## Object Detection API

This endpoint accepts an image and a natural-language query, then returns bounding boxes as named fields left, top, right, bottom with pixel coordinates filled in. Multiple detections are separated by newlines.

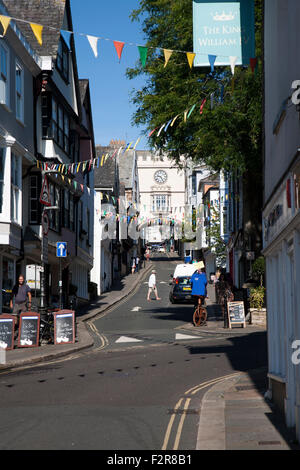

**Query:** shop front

left=263, top=159, right=300, bottom=439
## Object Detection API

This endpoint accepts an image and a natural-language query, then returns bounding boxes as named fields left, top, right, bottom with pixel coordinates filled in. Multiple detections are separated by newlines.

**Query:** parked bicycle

left=39, top=307, right=59, bottom=344
left=192, top=295, right=207, bottom=327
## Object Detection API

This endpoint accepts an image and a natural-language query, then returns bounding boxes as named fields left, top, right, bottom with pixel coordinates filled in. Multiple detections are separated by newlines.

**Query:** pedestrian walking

left=147, top=270, right=161, bottom=301
left=135, top=256, right=140, bottom=272
left=146, top=248, right=150, bottom=262
left=216, top=273, right=234, bottom=318
left=131, top=257, right=136, bottom=275
left=10, top=274, right=32, bottom=328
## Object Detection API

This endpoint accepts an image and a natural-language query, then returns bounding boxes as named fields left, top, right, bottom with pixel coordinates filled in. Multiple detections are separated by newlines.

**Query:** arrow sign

left=56, top=242, right=67, bottom=258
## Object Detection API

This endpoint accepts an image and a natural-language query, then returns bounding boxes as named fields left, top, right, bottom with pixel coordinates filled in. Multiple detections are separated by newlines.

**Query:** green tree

left=127, top=0, right=263, bottom=175
left=205, top=206, right=227, bottom=267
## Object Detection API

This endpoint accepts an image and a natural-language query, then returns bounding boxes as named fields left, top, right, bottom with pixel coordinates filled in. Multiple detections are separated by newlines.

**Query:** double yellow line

left=162, top=372, right=240, bottom=450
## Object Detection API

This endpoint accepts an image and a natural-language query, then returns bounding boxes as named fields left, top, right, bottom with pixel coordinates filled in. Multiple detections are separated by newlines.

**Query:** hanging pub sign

left=0, top=315, right=15, bottom=350
left=193, top=0, right=255, bottom=67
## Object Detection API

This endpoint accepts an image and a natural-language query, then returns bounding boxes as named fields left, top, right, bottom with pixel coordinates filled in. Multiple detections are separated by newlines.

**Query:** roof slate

left=118, top=150, right=135, bottom=189
left=94, top=146, right=117, bottom=189
left=2, top=0, right=66, bottom=57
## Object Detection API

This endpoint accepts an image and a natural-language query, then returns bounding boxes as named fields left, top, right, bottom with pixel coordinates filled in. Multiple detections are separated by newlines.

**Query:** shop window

left=2, top=257, right=14, bottom=312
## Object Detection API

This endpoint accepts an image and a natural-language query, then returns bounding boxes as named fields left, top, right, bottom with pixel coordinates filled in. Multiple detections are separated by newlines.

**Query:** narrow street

left=0, top=255, right=267, bottom=450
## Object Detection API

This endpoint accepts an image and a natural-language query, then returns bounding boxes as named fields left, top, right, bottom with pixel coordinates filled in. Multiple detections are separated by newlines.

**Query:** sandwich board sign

left=227, top=301, right=246, bottom=328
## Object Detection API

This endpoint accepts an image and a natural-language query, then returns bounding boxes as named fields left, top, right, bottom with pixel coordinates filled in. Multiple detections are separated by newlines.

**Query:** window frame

left=15, top=60, right=24, bottom=123
left=29, top=173, right=42, bottom=225
left=56, top=37, right=69, bottom=83
left=42, top=94, right=71, bottom=156
left=0, top=42, right=9, bottom=108
left=10, top=153, right=22, bottom=224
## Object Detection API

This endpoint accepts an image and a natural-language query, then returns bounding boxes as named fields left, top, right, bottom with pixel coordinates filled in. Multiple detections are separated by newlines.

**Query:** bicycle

left=39, top=308, right=59, bottom=344
left=193, top=296, right=207, bottom=327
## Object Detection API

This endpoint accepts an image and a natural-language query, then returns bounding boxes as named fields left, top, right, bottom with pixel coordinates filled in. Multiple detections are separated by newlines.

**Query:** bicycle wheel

left=193, top=306, right=207, bottom=327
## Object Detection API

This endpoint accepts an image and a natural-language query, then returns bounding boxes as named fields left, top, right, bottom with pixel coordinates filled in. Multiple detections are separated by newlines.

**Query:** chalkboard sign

left=54, top=310, right=75, bottom=345
left=227, top=302, right=246, bottom=329
left=0, top=315, right=15, bottom=350
left=18, top=313, right=40, bottom=348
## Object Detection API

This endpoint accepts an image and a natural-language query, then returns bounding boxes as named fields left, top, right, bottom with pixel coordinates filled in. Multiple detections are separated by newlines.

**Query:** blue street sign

left=56, top=242, right=67, bottom=258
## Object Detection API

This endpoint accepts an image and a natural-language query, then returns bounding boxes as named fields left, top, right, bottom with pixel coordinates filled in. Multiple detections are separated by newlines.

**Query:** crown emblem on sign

left=212, top=11, right=236, bottom=21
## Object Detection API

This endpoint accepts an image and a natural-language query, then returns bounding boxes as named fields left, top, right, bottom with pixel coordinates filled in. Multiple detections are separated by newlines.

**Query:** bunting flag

left=208, top=55, right=217, bottom=72
left=157, top=123, right=166, bottom=136
left=187, top=104, right=196, bottom=119
left=164, top=49, right=173, bottom=68
left=30, top=23, right=43, bottom=46
left=250, top=58, right=258, bottom=73
left=184, top=110, right=188, bottom=123
left=138, top=46, right=148, bottom=68
left=87, top=35, right=99, bottom=58
left=61, top=30, right=72, bottom=49
left=186, top=52, right=196, bottom=69
left=133, top=137, right=141, bottom=149
left=113, top=41, right=125, bottom=62
left=229, top=56, right=238, bottom=76
left=170, top=114, right=180, bottom=127
left=149, top=128, right=158, bottom=137
left=200, top=98, right=207, bottom=115
left=0, top=15, right=10, bottom=36
left=164, top=119, right=172, bottom=132
left=0, top=14, right=249, bottom=74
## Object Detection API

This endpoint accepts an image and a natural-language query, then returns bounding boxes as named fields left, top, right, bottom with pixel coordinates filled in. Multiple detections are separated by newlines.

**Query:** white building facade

left=137, top=151, right=186, bottom=245
left=263, top=0, right=300, bottom=441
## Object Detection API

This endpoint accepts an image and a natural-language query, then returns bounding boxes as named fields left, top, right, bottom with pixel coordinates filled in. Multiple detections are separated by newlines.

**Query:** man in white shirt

left=147, top=270, right=161, bottom=301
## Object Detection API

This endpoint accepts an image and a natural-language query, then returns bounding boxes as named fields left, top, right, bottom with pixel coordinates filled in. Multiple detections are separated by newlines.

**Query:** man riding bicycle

left=190, top=267, right=208, bottom=325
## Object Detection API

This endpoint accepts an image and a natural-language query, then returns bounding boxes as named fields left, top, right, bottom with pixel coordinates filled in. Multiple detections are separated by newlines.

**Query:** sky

left=70, top=0, right=149, bottom=150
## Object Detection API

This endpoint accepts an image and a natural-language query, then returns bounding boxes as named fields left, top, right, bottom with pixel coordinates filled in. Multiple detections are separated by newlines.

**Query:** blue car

left=169, top=276, right=193, bottom=304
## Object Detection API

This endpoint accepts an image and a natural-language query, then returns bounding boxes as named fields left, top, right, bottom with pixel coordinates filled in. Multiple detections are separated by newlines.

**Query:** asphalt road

left=0, top=255, right=268, bottom=451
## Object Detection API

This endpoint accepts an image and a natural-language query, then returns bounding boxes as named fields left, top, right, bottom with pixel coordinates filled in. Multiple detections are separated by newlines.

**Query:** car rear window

left=176, top=277, right=191, bottom=285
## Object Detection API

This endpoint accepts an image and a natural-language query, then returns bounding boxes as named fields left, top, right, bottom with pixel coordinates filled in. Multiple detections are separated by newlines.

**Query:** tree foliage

left=127, top=0, right=263, bottom=175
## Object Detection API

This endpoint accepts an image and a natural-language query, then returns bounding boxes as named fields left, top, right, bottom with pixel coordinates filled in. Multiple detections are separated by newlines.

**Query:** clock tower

left=137, top=151, right=186, bottom=243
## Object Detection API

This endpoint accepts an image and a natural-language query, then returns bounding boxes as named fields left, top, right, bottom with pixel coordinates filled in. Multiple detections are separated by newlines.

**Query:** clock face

left=154, top=170, right=167, bottom=184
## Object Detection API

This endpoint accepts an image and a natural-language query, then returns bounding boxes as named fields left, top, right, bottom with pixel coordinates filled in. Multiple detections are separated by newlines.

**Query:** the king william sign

left=193, top=0, right=255, bottom=67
